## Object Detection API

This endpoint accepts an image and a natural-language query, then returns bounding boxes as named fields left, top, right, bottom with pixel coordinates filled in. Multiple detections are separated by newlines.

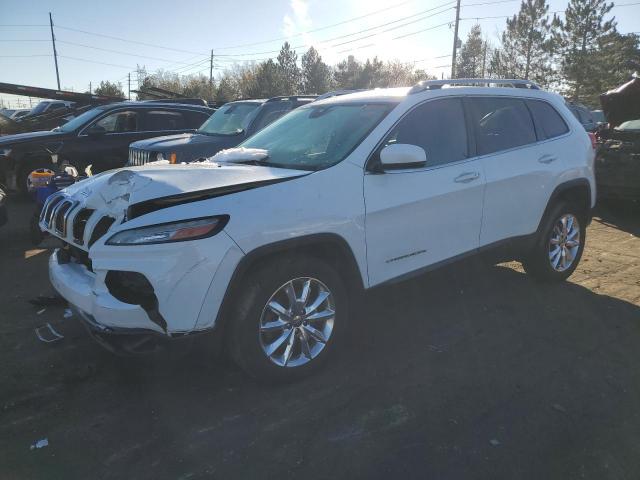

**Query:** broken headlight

left=105, top=216, right=228, bottom=246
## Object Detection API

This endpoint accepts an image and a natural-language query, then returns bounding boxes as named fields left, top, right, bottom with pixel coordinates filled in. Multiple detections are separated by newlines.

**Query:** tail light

left=587, top=132, right=597, bottom=150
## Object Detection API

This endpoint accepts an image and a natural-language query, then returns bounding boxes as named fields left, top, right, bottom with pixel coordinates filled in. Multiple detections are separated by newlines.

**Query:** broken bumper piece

left=49, top=249, right=168, bottom=336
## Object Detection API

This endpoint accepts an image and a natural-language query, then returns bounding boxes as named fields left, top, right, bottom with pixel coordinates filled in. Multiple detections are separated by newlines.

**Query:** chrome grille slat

left=128, top=148, right=150, bottom=166
left=49, top=200, right=67, bottom=230
left=60, top=201, right=79, bottom=238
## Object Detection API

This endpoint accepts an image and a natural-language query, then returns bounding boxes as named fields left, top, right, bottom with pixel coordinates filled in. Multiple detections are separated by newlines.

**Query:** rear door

left=364, top=97, right=485, bottom=286
left=468, top=96, right=568, bottom=246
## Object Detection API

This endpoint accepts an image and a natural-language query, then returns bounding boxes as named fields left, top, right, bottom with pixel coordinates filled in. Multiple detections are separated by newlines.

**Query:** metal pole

left=450, top=0, right=461, bottom=79
left=49, top=12, right=61, bottom=90
left=209, top=49, right=214, bottom=85
left=128, top=73, right=131, bottom=100
left=89, top=81, right=92, bottom=94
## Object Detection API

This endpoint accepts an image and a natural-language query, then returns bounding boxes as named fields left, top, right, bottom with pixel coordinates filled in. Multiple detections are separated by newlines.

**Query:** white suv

left=41, top=79, right=596, bottom=381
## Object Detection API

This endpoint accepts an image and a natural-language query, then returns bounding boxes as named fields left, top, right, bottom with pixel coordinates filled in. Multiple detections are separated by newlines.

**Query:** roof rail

left=409, top=78, right=541, bottom=94
left=266, top=95, right=318, bottom=102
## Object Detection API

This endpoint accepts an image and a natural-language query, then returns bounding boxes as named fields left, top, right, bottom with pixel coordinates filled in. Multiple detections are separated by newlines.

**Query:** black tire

left=522, top=201, right=587, bottom=282
left=228, top=255, right=348, bottom=383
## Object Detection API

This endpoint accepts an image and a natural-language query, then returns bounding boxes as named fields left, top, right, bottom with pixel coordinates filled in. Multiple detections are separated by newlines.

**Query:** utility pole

left=89, top=82, right=92, bottom=95
left=482, top=40, right=488, bottom=77
left=49, top=12, right=61, bottom=90
left=209, top=49, right=214, bottom=86
left=450, top=0, right=461, bottom=79
left=128, top=73, right=131, bottom=100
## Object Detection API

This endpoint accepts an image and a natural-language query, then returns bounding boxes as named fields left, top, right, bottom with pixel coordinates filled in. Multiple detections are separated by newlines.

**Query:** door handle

left=538, top=154, right=557, bottom=164
left=454, top=172, right=480, bottom=183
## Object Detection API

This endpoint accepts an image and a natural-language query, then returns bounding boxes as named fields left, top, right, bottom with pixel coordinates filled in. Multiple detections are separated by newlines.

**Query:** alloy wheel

left=548, top=213, right=581, bottom=272
left=258, top=277, right=335, bottom=368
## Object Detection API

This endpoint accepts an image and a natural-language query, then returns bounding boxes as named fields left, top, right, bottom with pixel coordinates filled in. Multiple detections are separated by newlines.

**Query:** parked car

left=566, top=101, right=598, bottom=131
left=40, top=79, right=595, bottom=381
left=0, top=102, right=214, bottom=192
left=127, top=96, right=316, bottom=166
left=10, top=109, right=31, bottom=120
left=595, top=76, right=640, bottom=201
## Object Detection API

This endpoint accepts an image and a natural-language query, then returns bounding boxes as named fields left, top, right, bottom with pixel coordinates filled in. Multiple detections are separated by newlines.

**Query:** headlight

left=0, top=148, right=12, bottom=157
left=156, top=152, right=177, bottom=164
left=105, top=216, right=228, bottom=246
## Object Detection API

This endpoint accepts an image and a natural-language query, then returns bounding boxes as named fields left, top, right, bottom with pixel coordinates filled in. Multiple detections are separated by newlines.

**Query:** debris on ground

left=63, top=308, right=73, bottom=319
left=29, top=295, right=66, bottom=307
left=552, top=403, right=567, bottom=413
left=35, top=323, right=64, bottom=343
left=36, top=308, right=45, bottom=315
left=489, top=439, right=501, bottom=446
left=30, top=438, right=49, bottom=450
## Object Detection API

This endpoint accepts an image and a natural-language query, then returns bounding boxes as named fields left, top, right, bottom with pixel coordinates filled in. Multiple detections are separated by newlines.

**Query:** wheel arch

left=537, top=178, right=593, bottom=233
left=214, top=233, right=365, bottom=334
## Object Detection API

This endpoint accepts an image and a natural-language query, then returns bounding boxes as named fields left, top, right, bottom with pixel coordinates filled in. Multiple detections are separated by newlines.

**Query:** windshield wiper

left=228, top=158, right=272, bottom=167
left=197, top=128, right=244, bottom=137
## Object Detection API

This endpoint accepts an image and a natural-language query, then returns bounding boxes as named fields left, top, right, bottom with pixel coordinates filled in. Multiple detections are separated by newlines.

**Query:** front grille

left=128, top=148, right=151, bottom=166
left=41, top=194, right=64, bottom=226
left=72, top=208, right=95, bottom=244
left=88, top=216, right=116, bottom=247
left=53, top=200, right=75, bottom=236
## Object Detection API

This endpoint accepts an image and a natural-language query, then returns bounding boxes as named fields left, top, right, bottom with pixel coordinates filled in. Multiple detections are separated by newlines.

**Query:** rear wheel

left=522, top=201, right=586, bottom=282
left=228, top=256, right=347, bottom=382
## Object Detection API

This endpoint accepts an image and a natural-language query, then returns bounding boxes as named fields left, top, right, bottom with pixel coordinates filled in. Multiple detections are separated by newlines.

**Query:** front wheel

left=522, top=201, right=586, bottom=282
left=228, top=256, right=347, bottom=382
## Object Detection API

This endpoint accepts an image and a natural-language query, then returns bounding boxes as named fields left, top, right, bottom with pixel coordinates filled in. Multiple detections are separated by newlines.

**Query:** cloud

left=282, top=0, right=312, bottom=39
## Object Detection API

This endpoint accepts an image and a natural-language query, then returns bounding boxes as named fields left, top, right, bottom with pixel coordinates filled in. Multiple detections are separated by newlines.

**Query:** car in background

left=10, top=109, right=31, bottom=120
left=0, top=102, right=213, bottom=192
left=127, top=96, right=316, bottom=166
left=595, top=76, right=640, bottom=202
left=596, top=119, right=640, bottom=201
left=0, top=183, right=7, bottom=227
left=566, top=102, right=598, bottom=132
left=23, top=100, right=74, bottom=119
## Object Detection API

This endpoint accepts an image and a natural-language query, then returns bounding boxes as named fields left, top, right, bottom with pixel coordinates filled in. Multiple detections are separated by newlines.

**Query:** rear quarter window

left=142, top=110, right=186, bottom=131
left=526, top=100, right=569, bottom=140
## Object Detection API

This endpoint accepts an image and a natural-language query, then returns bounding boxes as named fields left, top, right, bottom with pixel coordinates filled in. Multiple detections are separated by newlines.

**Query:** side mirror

left=379, top=143, right=427, bottom=170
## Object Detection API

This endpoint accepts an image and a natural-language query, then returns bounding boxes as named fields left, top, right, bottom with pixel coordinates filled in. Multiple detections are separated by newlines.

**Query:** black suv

left=0, top=102, right=213, bottom=192
left=127, top=96, right=316, bottom=166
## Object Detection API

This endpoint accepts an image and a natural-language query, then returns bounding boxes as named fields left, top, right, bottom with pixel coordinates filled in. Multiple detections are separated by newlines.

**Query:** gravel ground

left=1, top=197, right=639, bottom=480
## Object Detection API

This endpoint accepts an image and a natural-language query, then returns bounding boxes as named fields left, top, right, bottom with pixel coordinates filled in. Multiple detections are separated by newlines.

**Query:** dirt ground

left=1, top=197, right=639, bottom=480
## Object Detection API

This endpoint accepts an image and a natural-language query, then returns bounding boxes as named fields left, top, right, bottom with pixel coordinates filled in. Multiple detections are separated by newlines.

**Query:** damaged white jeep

left=41, top=80, right=596, bottom=381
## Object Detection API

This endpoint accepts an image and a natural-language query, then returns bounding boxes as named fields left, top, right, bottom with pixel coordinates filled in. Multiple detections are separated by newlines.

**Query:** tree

left=249, top=59, right=286, bottom=98
left=493, top=0, right=555, bottom=86
left=301, top=47, right=331, bottom=94
left=553, top=0, right=616, bottom=103
left=215, top=73, right=239, bottom=103
left=277, top=42, right=300, bottom=94
left=334, top=55, right=363, bottom=89
left=93, top=80, right=125, bottom=98
left=359, top=57, right=385, bottom=88
left=456, top=24, right=486, bottom=78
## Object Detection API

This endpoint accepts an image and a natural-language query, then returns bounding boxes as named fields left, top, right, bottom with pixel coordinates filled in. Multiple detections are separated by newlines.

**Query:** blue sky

left=0, top=0, right=638, bottom=107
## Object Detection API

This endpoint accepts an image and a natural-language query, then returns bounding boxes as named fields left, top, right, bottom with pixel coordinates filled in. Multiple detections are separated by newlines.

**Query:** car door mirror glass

left=379, top=143, right=427, bottom=170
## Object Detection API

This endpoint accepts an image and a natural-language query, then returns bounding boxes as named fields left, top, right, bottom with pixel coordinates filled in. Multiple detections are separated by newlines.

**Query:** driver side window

left=90, top=111, right=138, bottom=134
left=379, top=98, right=468, bottom=167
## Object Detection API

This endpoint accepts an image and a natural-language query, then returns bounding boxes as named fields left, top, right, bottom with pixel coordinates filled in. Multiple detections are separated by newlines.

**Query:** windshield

left=57, top=108, right=105, bottom=132
left=197, top=102, right=262, bottom=135
left=30, top=101, right=52, bottom=116
left=239, top=103, right=394, bottom=171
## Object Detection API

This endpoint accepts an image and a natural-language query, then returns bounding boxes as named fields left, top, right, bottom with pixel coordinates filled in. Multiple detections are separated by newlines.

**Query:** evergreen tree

left=553, top=0, right=616, bottom=102
left=277, top=42, right=300, bottom=94
left=93, top=81, right=125, bottom=98
left=495, top=0, right=555, bottom=86
left=456, top=25, right=486, bottom=78
left=250, top=59, right=286, bottom=98
left=334, top=55, right=363, bottom=89
left=301, top=47, right=331, bottom=94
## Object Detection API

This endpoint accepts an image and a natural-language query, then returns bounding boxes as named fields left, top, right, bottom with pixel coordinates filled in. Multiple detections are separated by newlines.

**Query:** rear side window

left=250, top=101, right=293, bottom=134
left=142, top=110, right=186, bottom=131
left=527, top=100, right=569, bottom=140
left=381, top=98, right=468, bottom=167
left=181, top=110, right=211, bottom=128
left=468, top=97, right=536, bottom=155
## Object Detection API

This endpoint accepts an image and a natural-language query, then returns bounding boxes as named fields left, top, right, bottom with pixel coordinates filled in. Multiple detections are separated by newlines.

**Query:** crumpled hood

left=60, top=162, right=308, bottom=220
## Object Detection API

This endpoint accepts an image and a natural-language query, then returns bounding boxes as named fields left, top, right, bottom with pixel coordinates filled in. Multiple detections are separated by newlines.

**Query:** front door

left=364, top=97, right=485, bottom=286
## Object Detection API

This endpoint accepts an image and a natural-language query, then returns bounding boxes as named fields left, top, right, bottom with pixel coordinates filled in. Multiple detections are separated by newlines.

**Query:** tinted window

left=198, top=102, right=262, bottom=135
left=250, top=101, right=293, bottom=133
left=468, top=97, right=536, bottom=155
left=381, top=98, right=467, bottom=166
left=527, top=100, right=569, bottom=140
left=182, top=110, right=211, bottom=128
left=91, top=111, right=138, bottom=133
left=142, top=110, right=186, bottom=131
